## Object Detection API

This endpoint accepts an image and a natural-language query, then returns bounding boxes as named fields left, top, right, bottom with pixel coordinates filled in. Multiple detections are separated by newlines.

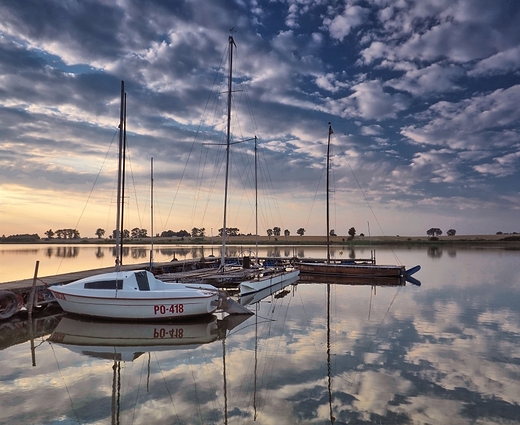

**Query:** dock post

left=27, top=260, right=40, bottom=317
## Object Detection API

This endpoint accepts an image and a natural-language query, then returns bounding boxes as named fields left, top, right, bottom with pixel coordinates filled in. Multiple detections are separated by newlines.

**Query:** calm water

left=1, top=245, right=520, bottom=424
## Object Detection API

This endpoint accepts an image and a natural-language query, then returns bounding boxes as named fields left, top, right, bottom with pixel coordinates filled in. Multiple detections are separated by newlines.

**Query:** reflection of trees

left=45, top=248, right=53, bottom=258
left=284, top=249, right=291, bottom=257
left=427, top=246, right=443, bottom=259
left=447, top=249, right=457, bottom=258
left=297, top=249, right=305, bottom=258
left=55, top=247, right=79, bottom=258
left=130, top=248, right=148, bottom=259
left=349, top=249, right=356, bottom=260
left=267, top=247, right=281, bottom=258
left=95, top=247, right=104, bottom=259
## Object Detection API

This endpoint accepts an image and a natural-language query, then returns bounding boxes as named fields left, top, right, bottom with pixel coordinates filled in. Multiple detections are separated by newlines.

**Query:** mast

left=115, top=81, right=124, bottom=271
left=255, top=135, right=258, bottom=263
left=326, top=123, right=333, bottom=264
left=150, top=157, right=154, bottom=269
left=120, top=92, right=127, bottom=266
left=220, top=35, right=236, bottom=270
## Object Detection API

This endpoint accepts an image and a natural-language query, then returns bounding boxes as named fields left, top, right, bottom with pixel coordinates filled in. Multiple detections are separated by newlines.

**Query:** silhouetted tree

left=427, top=228, right=443, bottom=237
left=329, top=229, right=337, bottom=236
left=297, top=228, right=305, bottom=236
left=447, top=229, right=456, bottom=236
left=348, top=227, right=356, bottom=239
left=95, top=228, right=105, bottom=239
left=45, top=229, right=54, bottom=239
left=273, top=227, right=281, bottom=237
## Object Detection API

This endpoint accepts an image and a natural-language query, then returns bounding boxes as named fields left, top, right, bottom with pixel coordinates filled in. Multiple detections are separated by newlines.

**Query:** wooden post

left=27, top=260, right=40, bottom=316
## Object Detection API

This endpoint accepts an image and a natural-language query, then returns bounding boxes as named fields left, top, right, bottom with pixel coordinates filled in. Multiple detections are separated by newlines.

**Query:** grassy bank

left=3, top=234, right=520, bottom=247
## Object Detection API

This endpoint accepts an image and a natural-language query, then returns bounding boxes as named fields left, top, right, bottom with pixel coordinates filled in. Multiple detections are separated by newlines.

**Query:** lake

left=1, top=244, right=520, bottom=424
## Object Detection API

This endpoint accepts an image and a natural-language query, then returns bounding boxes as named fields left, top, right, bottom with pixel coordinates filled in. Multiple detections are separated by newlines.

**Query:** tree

left=329, top=229, right=337, bottom=236
left=284, top=229, right=290, bottom=237
left=273, top=227, right=281, bottom=237
left=267, top=229, right=273, bottom=240
left=348, top=227, right=356, bottom=239
left=427, top=228, right=443, bottom=237
left=297, top=228, right=305, bottom=236
left=447, top=229, right=456, bottom=236
left=95, top=228, right=105, bottom=239
left=45, top=229, right=54, bottom=239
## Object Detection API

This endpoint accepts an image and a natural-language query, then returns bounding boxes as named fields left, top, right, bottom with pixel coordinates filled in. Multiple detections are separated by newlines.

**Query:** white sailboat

left=215, top=36, right=299, bottom=295
left=49, top=81, right=221, bottom=320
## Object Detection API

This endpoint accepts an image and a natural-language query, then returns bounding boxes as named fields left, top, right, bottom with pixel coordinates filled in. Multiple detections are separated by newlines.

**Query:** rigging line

left=304, top=160, right=326, bottom=234
left=56, top=128, right=118, bottom=274
left=131, top=353, right=148, bottom=425
left=343, top=286, right=404, bottom=393
left=257, top=294, right=294, bottom=413
left=187, top=350, right=204, bottom=424
left=124, top=145, right=144, bottom=230
left=48, top=342, right=82, bottom=424
left=152, top=352, right=181, bottom=423
left=163, top=42, right=228, bottom=231
left=331, top=132, right=403, bottom=265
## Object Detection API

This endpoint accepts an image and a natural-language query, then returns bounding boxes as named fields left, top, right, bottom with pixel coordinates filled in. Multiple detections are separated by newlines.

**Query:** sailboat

left=214, top=36, right=299, bottom=294
left=49, top=82, right=221, bottom=320
left=296, top=124, right=420, bottom=281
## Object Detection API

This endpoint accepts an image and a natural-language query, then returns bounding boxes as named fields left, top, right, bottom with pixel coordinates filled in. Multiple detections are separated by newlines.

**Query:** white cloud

left=348, top=80, right=409, bottom=120
left=324, top=5, right=370, bottom=41
left=469, top=46, right=520, bottom=76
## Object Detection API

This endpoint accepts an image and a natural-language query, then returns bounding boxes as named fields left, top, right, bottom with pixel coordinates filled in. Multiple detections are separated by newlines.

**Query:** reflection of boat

left=299, top=273, right=407, bottom=286
left=240, top=273, right=299, bottom=305
left=48, top=314, right=221, bottom=357
left=297, top=124, right=420, bottom=281
left=239, top=269, right=300, bottom=296
left=49, top=82, right=220, bottom=320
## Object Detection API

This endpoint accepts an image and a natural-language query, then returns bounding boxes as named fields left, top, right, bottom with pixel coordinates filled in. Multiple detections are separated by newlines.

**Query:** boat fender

left=0, top=291, right=21, bottom=320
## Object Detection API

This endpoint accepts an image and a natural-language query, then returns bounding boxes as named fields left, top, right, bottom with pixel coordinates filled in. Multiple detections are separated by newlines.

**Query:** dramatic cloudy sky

left=1, top=0, right=519, bottom=238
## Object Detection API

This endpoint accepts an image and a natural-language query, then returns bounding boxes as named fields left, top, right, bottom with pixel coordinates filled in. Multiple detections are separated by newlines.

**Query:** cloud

left=324, top=4, right=370, bottom=41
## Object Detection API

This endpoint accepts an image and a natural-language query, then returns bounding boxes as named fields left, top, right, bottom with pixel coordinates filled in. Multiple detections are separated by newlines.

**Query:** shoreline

left=2, top=234, right=520, bottom=247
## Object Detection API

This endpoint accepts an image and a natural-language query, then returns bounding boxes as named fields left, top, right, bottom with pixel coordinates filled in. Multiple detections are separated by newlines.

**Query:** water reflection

left=2, top=247, right=520, bottom=423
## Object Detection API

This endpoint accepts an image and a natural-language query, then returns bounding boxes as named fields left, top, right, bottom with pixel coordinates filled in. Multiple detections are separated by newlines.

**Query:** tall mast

left=326, top=123, right=332, bottom=264
left=255, top=135, right=258, bottom=263
left=115, top=81, right=124, bottom=271
left=120, top=92, right=127, bottom=266
left=221, top=35, right=236, bottom=269
left=150, top=157, right=154, bottom=269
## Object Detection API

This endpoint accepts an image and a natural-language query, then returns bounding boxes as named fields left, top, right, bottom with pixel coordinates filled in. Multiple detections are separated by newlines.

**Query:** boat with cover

left=296, top=124, right=420, bottom=280
left=49, top=82, right=220, bottom=320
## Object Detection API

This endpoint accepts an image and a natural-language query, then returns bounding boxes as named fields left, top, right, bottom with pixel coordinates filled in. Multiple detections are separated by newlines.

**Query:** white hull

left=239, top=269, right=300, bottom=295
left=49, top=270, right=219, bottom=321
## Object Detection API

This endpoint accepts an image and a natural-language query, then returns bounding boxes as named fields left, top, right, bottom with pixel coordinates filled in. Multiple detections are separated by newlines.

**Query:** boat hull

left=239, top=269, right=300, bottom=295
left=297, top=262, right=406, bottom=277
left=49, top=288, right=218, bottom=321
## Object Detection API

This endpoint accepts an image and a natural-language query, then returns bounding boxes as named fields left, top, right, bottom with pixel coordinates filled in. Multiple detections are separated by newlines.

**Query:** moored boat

left=49, top=270, right=220, bottom=320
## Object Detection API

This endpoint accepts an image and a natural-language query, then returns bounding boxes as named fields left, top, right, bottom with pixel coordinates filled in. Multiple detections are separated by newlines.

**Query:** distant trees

left=267, top=229, right=273, bottom=239
left=95, top=228, right=105, bottom=239
left=284, top=229, right=290, bottom=238
left=191, top=227, right=205, bottom=237
left=55, top=229, right=80, bottom=239
left=273, top=227, right=281, bottom=237
left=426, top=228, right=443, bottom=237
left=297, top=228, right=305, bottom=236
left=131, top=228, right=148, bottom=238
left=329, top=229, right=337, bottom=236
left=446, top=229, right=456, bottom=236
left=160, top=229, right=190, bottom=238
left=218, top=227, right=240, bottom=236
left=44, top=229, right=54, bottom=239
left=348, top=227, right=356, bottom=239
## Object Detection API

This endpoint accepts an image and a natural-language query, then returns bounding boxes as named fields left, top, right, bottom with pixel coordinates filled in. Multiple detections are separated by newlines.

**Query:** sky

left=1, top=0, right=519, bottom=238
